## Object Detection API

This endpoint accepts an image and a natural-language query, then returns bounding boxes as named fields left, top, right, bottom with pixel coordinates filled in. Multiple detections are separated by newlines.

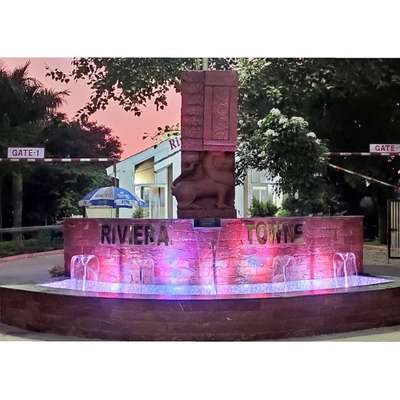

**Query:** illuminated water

left=41, top=275, right=391, bottom=297
left=70, top=255, right=99, bottom=291
left=333, top=252, right=357, bottom=287
left=271, top=255, right=295, bottom=284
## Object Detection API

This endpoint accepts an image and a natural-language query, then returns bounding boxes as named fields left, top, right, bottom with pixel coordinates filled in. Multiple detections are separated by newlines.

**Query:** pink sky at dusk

left=1, top=58, right=181, bottom=157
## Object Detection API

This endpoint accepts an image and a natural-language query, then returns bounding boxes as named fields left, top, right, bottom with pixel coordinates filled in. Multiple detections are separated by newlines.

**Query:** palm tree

left=0, top=61, right=68, bottom=239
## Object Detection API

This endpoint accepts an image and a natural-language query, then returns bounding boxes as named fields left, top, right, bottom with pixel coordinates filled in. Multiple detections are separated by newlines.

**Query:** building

left=105, top=135, right=282, bottom=219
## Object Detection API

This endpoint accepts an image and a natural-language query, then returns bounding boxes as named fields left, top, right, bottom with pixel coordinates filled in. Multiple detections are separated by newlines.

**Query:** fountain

left=44, top=71, right=390, bottom=297
left=70, top=254, right=99, bottom=291
left=271, top=255, right=295, bottom=285
left=333, top=252, right=358, bottom=287
left=0, top=69, right=396, bottom=341
left=55, top=71, right=383, bottom=296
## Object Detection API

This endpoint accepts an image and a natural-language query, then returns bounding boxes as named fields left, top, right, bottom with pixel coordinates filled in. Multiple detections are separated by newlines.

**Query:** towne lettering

left=100, top=223, right=169, bottom=245
left=244, top=220, right=304, bottom=245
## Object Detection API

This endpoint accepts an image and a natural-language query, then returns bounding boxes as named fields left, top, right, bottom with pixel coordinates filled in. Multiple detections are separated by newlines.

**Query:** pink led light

left=64, top=217, right=364, bottom=289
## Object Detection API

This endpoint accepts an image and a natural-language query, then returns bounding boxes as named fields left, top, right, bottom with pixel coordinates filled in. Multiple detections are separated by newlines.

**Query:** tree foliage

left=236, top=108, right=328, bottom=193
left=0, top=61, right=122, bottom=227
left=249, top=197, right=278, bottom=217
left=44, top=114, right=121, bottom=159
left=22, top=115, right=122, bottom=223
left=0, top=61, right=68, bottom=233
left=237, top=58, right=400, bottom=234
left=47, top=58, right=400, bottom=239
left=3, top=116, right=122, bottom=226
left=46, top=58, right=233, bottom=121
left=0, top=61, right=68, bottom=156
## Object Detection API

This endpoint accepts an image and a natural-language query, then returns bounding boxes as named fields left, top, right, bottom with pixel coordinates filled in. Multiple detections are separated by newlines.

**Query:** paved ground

left=364, top=243, right=400, bottom=267
left=0, top=321, right=89, bottom=341
left=294, top=325, right=400, bottom=341
left=0, top=247, right=400, bottom=341
left=0, top=251, right=64, bottom=285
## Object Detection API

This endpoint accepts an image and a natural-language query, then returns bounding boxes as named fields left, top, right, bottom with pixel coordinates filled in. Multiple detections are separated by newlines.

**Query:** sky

left=0, top=58, right=181, bottom=158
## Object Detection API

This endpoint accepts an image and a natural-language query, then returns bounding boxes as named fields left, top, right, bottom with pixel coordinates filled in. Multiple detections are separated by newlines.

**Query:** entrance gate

left=388, top=199, right=400, bottom=259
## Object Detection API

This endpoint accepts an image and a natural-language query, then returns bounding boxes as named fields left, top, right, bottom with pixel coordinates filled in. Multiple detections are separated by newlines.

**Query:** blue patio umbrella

left=79, top=186, right=147, bottom=208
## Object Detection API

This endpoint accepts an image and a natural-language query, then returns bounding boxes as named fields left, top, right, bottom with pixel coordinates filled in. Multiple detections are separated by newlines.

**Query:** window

left=134, top=184, right=167, bottom=219
left=251, top=185, right=269, bottom=203
left=250, top=169, right=268, bottom=184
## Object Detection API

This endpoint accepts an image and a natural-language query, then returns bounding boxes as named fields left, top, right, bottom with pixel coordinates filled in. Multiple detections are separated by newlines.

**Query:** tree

left=237, top=58, right=400, bottom=240
left=47, top=58, right=338, bottom=206
left=23, top=115, right=122, bottom=224
left=236, top=108, right=331, bottom=215
left=44, top=114, right=121, bottom=159
left=46, top=58, right=233, bottom=122
left=0, top=62, right=67, bottom=236
left=48, top=58, right=400, bottom=242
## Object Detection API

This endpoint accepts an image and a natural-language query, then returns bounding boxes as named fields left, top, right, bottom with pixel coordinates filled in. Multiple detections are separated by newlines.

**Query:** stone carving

left=171, top=151, right=234, bottom=211
left=173, top=70, right=238, bottom=219
left=210, top=87, right=229, bottom=140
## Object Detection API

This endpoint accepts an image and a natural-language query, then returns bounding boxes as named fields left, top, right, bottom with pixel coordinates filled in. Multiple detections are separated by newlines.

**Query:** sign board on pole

left=369, top=144, right=400, bottom=153
left=7, top=147, right=45, bottom=159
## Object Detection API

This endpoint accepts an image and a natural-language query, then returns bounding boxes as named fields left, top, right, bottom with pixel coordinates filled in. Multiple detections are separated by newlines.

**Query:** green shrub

left=275, top=208, right=291, bottom=217
left=249, top=198, right=278, bottom=217
left=0, top=237, right=63, bottom=258
left=132, top=207, right=144, bottom=218
left=37, top=230, right=52, bottom=244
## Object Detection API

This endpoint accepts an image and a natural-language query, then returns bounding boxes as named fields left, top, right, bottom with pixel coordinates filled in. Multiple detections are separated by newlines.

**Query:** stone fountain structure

left=171, top=71, right=238, bottom=220
left=3, top=70, right=398, bottom=342
left=63, top=70, right=364, bottom=291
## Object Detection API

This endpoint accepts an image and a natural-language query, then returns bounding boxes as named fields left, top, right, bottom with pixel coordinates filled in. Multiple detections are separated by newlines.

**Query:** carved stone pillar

left=171, top=71, right=238, bottom=219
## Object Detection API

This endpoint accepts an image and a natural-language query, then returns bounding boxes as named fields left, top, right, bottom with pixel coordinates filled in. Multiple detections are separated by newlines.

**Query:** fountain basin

left=0, top=274, right=398, bottom=340
left=42, top=275, right=390, bottom=297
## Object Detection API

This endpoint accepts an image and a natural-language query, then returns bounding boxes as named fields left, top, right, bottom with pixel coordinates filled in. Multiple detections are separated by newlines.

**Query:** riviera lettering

left=244, top=221, right=304, bottom=245
left=100, top=223, right=169, bottom=245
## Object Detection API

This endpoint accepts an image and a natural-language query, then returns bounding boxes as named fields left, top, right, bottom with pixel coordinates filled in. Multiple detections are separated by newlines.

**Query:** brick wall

left=64, top=216, right=363, bottom=285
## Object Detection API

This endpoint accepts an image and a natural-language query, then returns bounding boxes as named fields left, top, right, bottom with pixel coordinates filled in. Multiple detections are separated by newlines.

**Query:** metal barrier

left=0, top=224, right=63, bottom=234
left=388, top=200, right=400, bottom=259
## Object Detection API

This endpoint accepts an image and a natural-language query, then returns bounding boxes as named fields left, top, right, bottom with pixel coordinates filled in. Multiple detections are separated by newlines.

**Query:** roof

left=106, top=134, right=181, bottom=174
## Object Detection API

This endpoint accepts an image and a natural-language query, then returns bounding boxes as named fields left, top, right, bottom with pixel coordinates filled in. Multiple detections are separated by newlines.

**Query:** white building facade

left=105, top=136, right=282, bottom=219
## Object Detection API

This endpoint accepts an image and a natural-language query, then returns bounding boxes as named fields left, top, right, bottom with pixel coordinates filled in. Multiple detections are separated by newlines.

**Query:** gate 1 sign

left=369, top=144, right=400, bottom=153
left=7, top=147, right=45, bottom=159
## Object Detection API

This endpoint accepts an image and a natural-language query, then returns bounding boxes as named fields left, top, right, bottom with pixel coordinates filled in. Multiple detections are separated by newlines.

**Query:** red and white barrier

left=0, top=158, right=116, bottom=162
left=328, top=162, right=398, bottom=189
left=326, top=152, right=400, bottom=157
